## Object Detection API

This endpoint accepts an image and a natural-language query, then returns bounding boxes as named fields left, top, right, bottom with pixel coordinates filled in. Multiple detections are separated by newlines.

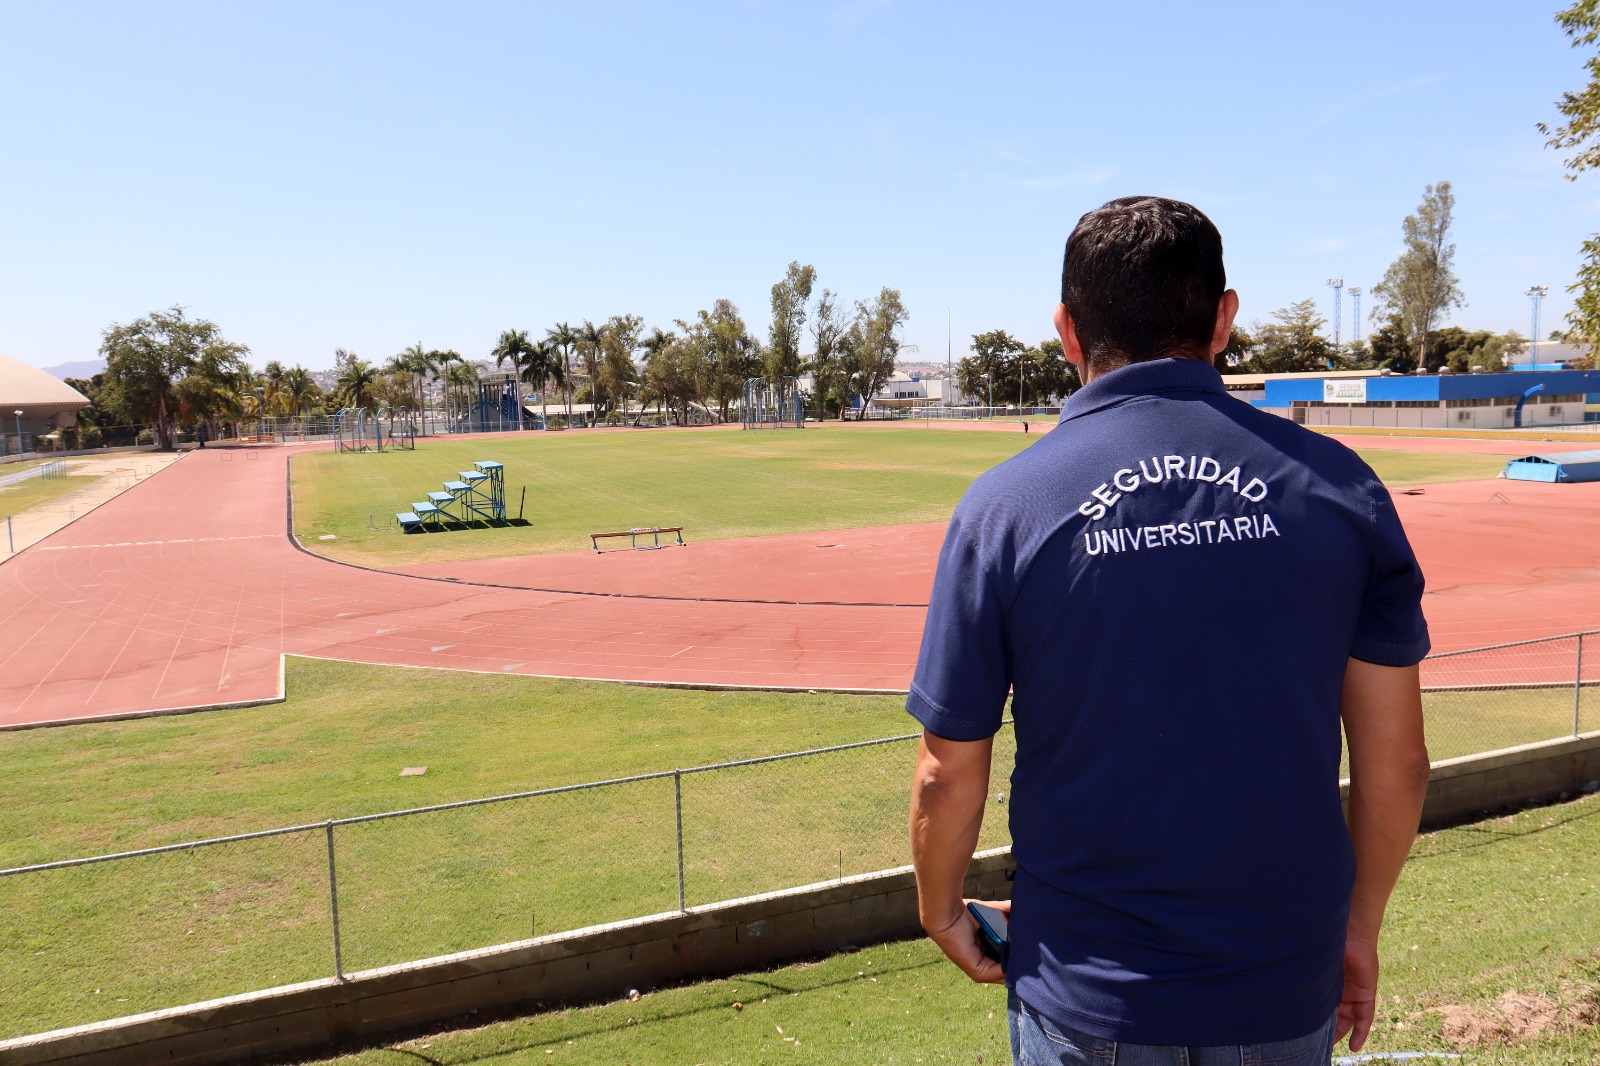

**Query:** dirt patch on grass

left=1432, top=983, right=1600, bottom=1048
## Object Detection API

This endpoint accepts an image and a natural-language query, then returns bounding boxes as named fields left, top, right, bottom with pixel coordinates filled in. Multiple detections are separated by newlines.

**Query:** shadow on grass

left=403, top=519, right=532, bottom=535
left=348, top=949, right=945, bottom=1065
left=1409, top=792, right=1600, bottom=862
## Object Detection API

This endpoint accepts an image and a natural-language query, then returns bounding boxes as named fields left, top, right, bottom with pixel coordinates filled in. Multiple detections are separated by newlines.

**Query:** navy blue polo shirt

left=907, top=357, right=1429, bottom=1046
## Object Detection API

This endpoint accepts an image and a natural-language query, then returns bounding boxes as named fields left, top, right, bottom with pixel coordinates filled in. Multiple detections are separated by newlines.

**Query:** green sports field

left=319, top=792, right=1600, bottom=1066
left=0, top=466, right=101, bottom=519
left=0, top=656, right=1590, bottom=1039
left=290, top=426, right=1510, bottom=567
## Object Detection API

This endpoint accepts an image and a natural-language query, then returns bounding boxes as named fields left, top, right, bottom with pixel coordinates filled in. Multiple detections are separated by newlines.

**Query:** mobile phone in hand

left=966, top=901, right=1009, bottom=969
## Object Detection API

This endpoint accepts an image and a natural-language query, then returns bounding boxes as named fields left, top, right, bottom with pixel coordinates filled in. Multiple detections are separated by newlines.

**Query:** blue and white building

left=1237, top=368, right=1600, bottom=431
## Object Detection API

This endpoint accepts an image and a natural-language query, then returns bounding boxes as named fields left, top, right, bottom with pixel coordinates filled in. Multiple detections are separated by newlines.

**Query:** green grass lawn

left=0, top=468, right=102, bottom=519
left=290, top=426, right=1507, bottom=567
left=315, top=792, right=1600, bottom=1066
left=0, top=657, right=1588, bottom=1040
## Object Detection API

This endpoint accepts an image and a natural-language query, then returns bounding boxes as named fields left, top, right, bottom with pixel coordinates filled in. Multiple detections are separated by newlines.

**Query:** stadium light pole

left=1326, top=279, right=1344, bottom=346
left=1348, top=287, right=1362, bottom=342
left=1525, top=285, right=1548, bottom=370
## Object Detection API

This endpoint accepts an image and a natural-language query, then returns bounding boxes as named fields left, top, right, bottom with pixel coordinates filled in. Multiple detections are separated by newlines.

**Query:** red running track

left=0, top=450, right=927, bottom=727
left=2, top=442, right=1599, bottom=727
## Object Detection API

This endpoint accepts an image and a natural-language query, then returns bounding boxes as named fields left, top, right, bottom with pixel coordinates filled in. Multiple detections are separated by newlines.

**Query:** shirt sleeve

left=1350, top=481, right=1431, bottom=667
left=905, top=507, right=1013, bottom=740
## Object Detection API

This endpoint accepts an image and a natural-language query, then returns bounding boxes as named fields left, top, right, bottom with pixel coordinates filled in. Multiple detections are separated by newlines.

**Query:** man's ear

left=1210, top=289, right=1240, bottom=358
left=1054, top=303, right=1085, bottom=373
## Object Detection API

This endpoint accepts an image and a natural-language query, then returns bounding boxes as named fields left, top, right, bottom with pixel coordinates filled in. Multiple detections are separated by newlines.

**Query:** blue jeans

left=1009, top=991, right=1337, bottom=1065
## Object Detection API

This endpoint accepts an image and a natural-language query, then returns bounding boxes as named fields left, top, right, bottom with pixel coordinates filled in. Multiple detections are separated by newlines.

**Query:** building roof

left=0, top=352, right=91, bottom=410
left=1508, top=450, right=1600, bottom=465
left=1221, top=369, right=1380, bottom=389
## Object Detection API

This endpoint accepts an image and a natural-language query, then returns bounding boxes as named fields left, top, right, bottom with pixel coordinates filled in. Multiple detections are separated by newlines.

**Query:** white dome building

left=0, top=352, right=90, bottom=454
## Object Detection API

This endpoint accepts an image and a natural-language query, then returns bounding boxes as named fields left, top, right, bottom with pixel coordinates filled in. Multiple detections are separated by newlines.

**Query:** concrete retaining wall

left=1415, top=729, right=1600, bottom=829
left=8, top=732, right=1600, bottom=1066
left=1, top=851, right=1014, bottom=1066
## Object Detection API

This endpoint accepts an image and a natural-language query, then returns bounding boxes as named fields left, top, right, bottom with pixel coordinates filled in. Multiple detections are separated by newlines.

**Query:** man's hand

left=1335, top=931, right=1379, bottom=1051
left=909, top=731, right=998, bottom=983
left=924, top=898, right=1010, bottom=984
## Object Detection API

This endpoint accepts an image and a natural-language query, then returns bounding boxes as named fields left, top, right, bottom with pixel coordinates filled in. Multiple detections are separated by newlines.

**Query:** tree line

left=67, top=264, right=911, bottom=447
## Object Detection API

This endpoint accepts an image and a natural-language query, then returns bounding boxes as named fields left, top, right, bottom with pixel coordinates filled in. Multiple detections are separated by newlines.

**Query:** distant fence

left=1, top=632, right=1596, bottom=1039
left=1289, top=403, right=1600, bottom=432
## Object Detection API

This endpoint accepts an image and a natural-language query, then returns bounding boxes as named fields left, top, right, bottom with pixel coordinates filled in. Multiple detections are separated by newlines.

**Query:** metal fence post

left=674, top=770, right=687, bottom=912
left=1575, top=632, right=1585, bottom=738
left=324, top=821, right=345, bottom=980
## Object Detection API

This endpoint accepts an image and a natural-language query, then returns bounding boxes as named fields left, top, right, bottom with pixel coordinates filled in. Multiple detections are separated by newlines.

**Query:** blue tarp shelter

left=1503, top=450, right=1600, bottom=483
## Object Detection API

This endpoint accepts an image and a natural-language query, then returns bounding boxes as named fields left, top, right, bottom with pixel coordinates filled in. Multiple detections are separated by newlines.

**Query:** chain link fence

left=3, top=632, right=1596, bottom=1039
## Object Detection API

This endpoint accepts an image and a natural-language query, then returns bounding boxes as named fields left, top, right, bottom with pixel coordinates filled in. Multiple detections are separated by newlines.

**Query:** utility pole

left=947, top=307, right=952, bottom=408
left=1347, top=287, right=1362, bottom=342
left=1326, top=278, right=1344, bottom=346
left=1525, top=285, right=1549, bottom=370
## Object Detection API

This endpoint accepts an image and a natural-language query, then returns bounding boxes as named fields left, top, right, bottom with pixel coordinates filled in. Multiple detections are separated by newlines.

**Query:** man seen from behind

left=907, top=196, right=1432, bottom=1065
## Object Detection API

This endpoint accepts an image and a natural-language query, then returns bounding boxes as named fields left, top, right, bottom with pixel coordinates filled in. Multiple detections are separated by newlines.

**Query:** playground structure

left=467, top=374, right=531, bottom=432
left=741, top=377, right=804, bottom=429
left=396, top=460, right=508, bottom=533
left=336, top=407, right=417, bottom=453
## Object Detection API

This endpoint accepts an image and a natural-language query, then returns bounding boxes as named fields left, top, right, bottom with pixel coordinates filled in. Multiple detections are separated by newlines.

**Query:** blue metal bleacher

left=396, top=461, right=508, bottom=533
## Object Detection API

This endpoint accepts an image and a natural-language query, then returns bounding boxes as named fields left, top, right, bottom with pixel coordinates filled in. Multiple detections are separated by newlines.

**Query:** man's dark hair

left=1060, top=196, right=1226, bottom=375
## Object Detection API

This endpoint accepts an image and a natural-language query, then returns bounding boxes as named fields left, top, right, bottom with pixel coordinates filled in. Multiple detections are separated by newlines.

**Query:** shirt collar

left=1059, top=357, right=1227, bottom=424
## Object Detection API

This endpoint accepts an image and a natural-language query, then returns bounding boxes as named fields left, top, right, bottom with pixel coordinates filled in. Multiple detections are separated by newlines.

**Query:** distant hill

left=42, top=360, right=104, bottom=381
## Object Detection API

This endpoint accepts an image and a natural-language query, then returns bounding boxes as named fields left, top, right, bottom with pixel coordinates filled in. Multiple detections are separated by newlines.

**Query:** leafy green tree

left=97, top=306, right=250, bottom=449
left=1538, top=2, right=1600, bottom=347
left=1251, top=299, right=1338, bottom=374
left=1025, top=337, right=1079, bottom=402
left=1371, top=182, right=1465, bottom=370
left=678, top=299, right=758, bottom=421
left=1216, top=326, right=1256, bottom=374
left=1427, top=327, right=1527, bottom=373
left=847, top=288, right=909, bottom=419
left=598, top=314, right=644, bottom=422
left=765, top=261, right=816, bottom=382
left=1363, top=314, right=1416, bottom=373
left=808, top=288, right=851, bottom=419
left=957, top=329, right=1025, bottom=407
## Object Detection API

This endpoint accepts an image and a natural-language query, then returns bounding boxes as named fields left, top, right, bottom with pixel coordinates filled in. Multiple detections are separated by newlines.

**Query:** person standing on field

left=907, top=196, right=1431, bottom=1065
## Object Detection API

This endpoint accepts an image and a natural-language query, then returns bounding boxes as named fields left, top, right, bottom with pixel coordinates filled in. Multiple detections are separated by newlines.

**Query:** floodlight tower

left=1326, top=278, right=1344, bottom=346
left=1524, top=285, right=1549, bottom=370
left=1347, top=287, right=1362, bottom=342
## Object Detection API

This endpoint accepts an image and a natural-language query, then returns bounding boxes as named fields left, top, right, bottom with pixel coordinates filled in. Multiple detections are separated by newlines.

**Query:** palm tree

left=444, top=359, right=479, bottom=427
left=546, top=322, right=578, bottom=424
left=281, top=366, right=321, bottom=417
left=490, top=329, right=539, bottom=429
left=387, top=344, right=432, bottom=427
left=520, top=340, right=565, bottom=429
left=578, top=320, right=605, bottom=423
left=261, top=360, right=286, bottom=415
left=335, top=356, right=381, bottom=412
left=426, top=348, right=465, bottom=431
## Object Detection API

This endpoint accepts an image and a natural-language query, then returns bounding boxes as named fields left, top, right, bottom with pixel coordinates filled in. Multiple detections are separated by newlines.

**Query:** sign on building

left=1323, top=379, right=1368, bottom=404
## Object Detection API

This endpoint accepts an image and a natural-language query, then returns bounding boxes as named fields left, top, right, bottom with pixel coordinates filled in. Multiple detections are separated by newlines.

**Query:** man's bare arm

left=909, top=731, right=1005, bottom=983
left=1337, top=657, right=1430, bottom=1051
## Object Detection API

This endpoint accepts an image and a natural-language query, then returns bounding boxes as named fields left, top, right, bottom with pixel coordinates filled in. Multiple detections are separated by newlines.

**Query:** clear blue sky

left=1, top=1, right=1594, bottom=372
